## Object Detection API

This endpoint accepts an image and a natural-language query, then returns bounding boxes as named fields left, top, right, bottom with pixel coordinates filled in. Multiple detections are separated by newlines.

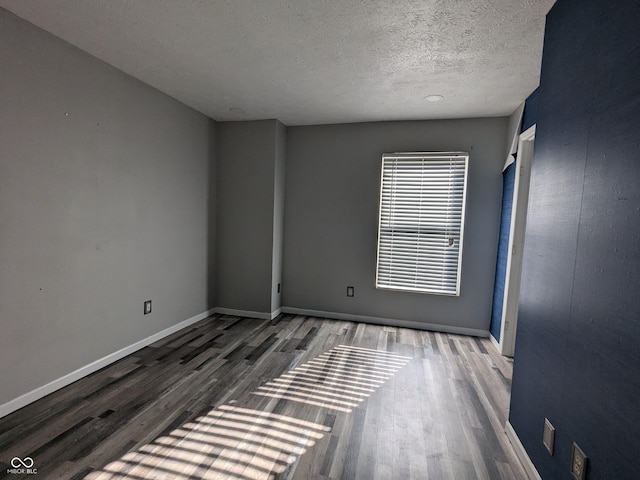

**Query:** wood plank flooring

left=0, top=314, right=526, bottom=479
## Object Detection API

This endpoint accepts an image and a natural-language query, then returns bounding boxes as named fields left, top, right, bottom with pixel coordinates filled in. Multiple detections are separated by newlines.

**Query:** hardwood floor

left=0, top=314, right=527, bottom=479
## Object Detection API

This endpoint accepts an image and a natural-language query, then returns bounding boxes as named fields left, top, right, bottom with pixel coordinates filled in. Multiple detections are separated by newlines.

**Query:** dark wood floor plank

left=0, top=315, right=528, bottom=479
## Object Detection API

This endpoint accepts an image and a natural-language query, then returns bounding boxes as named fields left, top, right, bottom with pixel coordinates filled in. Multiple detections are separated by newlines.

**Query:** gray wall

left=0, top=9, right=216, bottom=405
left=283, top=119, right=508, bottom=332
left=216, top=120, right=282, bottom=315
left=271, top=122, right=287, bottom=312
left=207, top=122, right=219, bottom=308
left=0, top=7, right=511, bottom=410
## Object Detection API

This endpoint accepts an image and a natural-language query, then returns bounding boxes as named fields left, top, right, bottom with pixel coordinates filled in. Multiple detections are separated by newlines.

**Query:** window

left=375, top=152, right=469, bottom=296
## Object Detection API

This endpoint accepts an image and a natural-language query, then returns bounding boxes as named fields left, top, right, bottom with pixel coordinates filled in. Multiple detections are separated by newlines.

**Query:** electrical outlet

left=571, top=443, right=587, bottom=480
left=347, top=286, right=354, bottom=297
left=144, top=300, right=152, bottom=315
left=277, top=283, right=281, bottom=294
left=543, top=418, right=555, bottom=455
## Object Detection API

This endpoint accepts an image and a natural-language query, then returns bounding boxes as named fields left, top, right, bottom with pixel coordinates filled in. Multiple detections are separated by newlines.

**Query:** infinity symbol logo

left=11, top=457, right=34, bottom=468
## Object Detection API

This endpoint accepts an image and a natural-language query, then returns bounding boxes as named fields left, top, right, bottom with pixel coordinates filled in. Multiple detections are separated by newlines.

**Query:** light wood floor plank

left=0, top=314, right=527, bottom=479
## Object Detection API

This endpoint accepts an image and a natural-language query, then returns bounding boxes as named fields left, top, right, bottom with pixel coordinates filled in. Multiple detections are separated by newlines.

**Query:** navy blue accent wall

left=522, top=87, right=538, bottom=133
left=489, top=160, right=516, bottom=341
left=509, top=1, right=640, bottom=479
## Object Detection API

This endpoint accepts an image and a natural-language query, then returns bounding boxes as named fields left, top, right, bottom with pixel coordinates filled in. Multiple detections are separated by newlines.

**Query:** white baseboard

left=215, top=307, right=281, bottom=320
left=0, top=308, right=216, bottom=419
left=0, top=304, right=486, bottom=419
left=281, top=307, right=489, bottom=337
left=490, top=333, right=501, bottom=351
left=505, top=421, right=542, bottom=480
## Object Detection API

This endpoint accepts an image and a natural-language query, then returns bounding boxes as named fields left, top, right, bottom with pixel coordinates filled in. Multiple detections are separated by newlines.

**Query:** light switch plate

left=543, top=418, right=555, bottom=455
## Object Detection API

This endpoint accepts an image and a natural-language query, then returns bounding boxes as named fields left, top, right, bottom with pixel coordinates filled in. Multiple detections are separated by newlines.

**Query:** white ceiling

left=0, top=0, right=556, bottom=126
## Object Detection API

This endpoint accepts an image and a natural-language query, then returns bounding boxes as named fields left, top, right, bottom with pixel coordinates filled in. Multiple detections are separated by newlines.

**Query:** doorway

left=498, top=124, right=535, bottom=356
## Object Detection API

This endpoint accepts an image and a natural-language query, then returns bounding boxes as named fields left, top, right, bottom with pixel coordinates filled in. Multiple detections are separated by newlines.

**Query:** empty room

left=1, top=1, right=638, bottom=479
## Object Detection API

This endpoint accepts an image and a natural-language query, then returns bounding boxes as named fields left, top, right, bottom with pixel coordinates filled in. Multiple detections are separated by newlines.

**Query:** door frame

left=498, top=124, right=535, bottom=357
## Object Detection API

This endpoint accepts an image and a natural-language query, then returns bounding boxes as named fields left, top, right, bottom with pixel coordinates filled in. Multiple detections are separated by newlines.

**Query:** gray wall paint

left=207, top=121, right=219, bottom=308
left=271, top=121, right=287, bottom=312
left=216, top=120, right=279, bottom=314
left=0, top=10, right=215, bottom=405
left=282, top=119, right=508, bottom=331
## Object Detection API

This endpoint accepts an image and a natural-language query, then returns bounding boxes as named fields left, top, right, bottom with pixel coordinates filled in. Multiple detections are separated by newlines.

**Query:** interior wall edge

left=0, top=308, right=216, bottom=419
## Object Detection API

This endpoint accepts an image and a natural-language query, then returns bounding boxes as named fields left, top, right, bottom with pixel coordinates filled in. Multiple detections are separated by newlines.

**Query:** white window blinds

left=375, top=152, right=469, bottom=296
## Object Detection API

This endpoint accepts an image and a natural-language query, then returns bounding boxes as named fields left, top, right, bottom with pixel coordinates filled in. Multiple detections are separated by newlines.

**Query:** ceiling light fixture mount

left=424, top=95, right=444, bottom=102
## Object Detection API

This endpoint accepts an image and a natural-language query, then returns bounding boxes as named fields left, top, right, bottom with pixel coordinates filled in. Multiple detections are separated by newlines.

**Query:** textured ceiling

left=0, top=0, right=556, bottom=125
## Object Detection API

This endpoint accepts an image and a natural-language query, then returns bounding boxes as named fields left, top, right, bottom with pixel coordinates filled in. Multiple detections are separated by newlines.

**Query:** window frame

left=375, top=152, right=469, bottom=296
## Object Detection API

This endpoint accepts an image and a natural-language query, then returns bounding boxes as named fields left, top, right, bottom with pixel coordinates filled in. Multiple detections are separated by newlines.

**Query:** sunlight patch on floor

left=253, top=345, right=411, bottom=412
left=85, top=345, right=411, bottom=479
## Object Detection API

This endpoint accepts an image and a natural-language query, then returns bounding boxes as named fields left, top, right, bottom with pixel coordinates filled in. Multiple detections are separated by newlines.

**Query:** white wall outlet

left=347, top=286, right=354, bottom=297
left=144, top=300, right=152, bottom=315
